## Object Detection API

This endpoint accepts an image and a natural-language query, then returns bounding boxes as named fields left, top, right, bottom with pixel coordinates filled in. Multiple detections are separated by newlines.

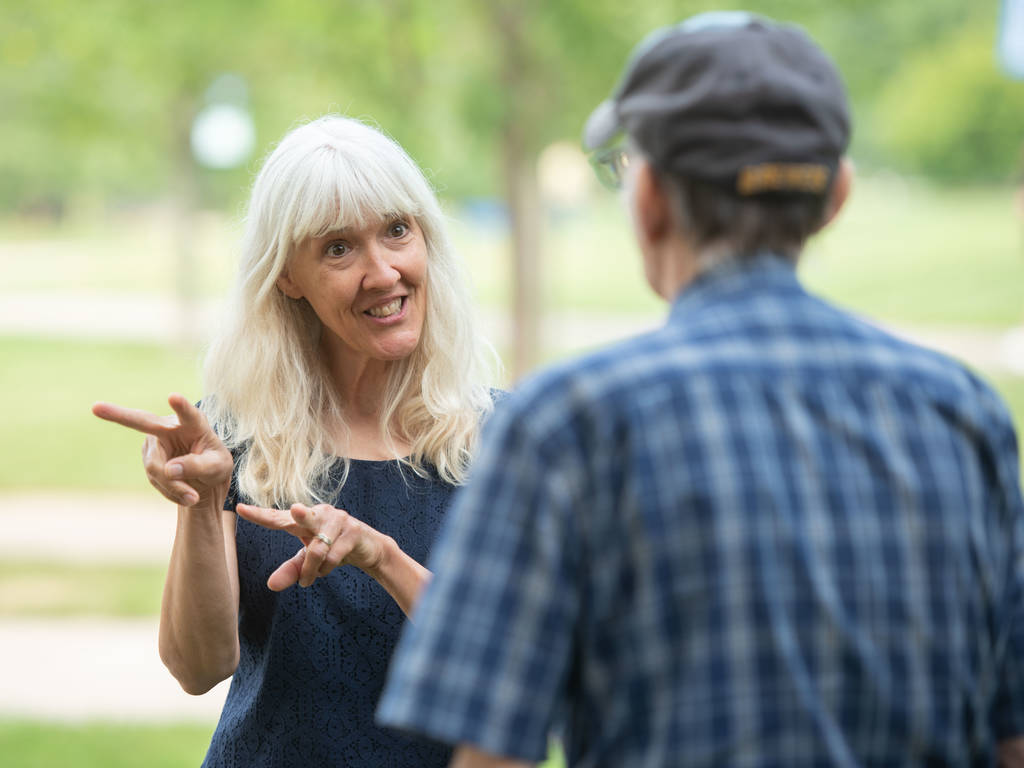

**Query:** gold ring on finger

left=314, top=532, right=333, bottom=548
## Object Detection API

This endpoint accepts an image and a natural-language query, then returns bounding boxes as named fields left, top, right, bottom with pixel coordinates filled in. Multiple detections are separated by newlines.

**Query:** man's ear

left=816, top=157, right=853, bottom=232
left=276, top=265, right=303, bottom=299
left=631, top=159, right=674, bottom=247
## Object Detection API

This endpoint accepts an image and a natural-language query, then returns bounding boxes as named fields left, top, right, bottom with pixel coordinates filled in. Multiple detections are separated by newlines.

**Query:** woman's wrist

left=361, top=533, right=430, bottom=618
left=363, top=532, right=397, bottom=579
left=179, top=492, right=228, bottom=515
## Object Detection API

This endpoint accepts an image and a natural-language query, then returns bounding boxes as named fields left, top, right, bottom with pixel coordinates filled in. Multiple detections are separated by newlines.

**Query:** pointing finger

left=236, top=504, right=295, bottom=531
left=92, top=402, right=176, bottom=436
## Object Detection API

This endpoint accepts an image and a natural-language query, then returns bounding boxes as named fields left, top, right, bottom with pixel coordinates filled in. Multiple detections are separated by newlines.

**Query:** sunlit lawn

left=3, top=175, right=1022, bottom=324
left=802, top=178, right=1024, bottom=327
left=458, top=175, right=1024, bottom=324
left=0, top=561, right=166, bottom=617
left=0, top=721, right=217, bottom=768
left=0, top=721, right=566, bottom=768
left=0, top=336, right=201, bottom=492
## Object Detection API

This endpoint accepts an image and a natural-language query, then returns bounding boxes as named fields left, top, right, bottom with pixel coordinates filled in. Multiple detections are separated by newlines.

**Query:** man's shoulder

left=518, top=326, right=677, bottom=393
left=503, top=294, right=1014, bottom=440
left=498, top=326, right=698, bottom=438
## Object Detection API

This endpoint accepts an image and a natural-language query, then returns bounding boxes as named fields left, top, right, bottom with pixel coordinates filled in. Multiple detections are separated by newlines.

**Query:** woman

left=92, top=115, right=497, bottom=767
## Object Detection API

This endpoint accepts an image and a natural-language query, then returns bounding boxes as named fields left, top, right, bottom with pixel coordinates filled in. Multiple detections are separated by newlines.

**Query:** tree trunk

left=172, top=93, right=200, bottom=351
left=503, top=126, right=542, bottom=379
left=494, top=0, right=543, bottom=379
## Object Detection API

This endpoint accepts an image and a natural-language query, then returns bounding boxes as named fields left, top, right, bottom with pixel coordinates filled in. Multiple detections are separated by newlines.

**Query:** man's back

left=381, top=256, right=1023, bottom=767
left=543, top=255, right=1020, bottom=765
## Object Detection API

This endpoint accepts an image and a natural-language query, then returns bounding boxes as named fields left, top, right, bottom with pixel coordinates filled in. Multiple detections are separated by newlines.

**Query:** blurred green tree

left=875, top=13, right=1024, bottom=182
left=4, top=0, right=1020, bottom=364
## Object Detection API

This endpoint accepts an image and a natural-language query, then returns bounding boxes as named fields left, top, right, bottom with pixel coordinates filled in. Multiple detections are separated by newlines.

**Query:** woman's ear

left=276, top=266, right=302, bottom=299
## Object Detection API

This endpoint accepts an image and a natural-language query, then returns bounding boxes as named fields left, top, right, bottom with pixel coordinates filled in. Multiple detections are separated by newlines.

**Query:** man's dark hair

left=660, top=171, right=832, bottom=260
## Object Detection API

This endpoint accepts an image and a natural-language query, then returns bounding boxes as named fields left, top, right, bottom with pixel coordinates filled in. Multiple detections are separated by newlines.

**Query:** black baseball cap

left=584, top=11, right=851, bottom=196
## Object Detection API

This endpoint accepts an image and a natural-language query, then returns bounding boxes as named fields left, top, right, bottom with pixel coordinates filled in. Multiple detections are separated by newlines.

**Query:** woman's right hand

left=92, top=393, right=233, bottom=508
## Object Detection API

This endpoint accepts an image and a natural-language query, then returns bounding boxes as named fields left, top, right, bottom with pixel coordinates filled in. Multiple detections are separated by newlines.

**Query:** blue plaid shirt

left=379, top=255, right=1024, bottom=767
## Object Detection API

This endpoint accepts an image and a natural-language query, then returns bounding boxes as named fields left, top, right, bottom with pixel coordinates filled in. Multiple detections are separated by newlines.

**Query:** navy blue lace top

left=201, top=458, right=454, bottom=768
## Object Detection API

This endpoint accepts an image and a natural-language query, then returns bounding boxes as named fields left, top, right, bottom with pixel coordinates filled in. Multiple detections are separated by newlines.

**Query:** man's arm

left=451, top=744, right=534, bottom=768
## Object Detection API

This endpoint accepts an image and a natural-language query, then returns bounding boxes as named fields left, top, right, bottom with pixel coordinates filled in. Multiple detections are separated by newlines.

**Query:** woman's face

left=279, top=214, right=428, bottom=367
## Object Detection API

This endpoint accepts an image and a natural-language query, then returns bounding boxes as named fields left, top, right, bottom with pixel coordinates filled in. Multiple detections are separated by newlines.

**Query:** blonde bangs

left=289, top=143, right=424, bottom=248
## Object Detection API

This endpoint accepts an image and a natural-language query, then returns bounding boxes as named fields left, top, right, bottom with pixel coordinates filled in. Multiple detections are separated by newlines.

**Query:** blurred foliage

left=1, top=0, right=1021, bottom=213
left=875, top=15, right=1024, bottom=182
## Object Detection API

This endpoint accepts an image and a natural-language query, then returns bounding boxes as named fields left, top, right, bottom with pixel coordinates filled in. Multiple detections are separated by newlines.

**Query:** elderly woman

left=92, top=116, right=496, bottom=767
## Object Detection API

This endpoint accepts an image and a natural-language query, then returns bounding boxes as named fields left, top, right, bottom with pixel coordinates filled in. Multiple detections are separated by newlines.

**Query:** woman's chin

left=370, top=335, right=421, bottom=362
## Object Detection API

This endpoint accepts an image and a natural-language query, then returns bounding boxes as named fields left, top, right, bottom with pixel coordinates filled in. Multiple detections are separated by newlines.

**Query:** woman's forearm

left=365, top=535, right=431, bottom=618
left=158, top=503, right=240, bottom=694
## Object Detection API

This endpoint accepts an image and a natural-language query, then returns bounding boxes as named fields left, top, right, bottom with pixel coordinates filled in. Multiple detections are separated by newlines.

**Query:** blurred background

left=3, top=0, right=1024, bottom=765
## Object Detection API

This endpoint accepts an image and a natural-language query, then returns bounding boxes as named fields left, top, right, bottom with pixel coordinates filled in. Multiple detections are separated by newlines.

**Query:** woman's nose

left=361, top=244, right=401, bottom=289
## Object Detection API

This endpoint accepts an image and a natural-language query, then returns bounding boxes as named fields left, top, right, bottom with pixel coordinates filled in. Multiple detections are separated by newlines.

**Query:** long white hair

left=202, top=116, right=497, bottom=507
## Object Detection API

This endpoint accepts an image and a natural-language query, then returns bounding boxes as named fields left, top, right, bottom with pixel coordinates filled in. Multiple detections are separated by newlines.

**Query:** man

left=378, top=12, right=1024, bottom=767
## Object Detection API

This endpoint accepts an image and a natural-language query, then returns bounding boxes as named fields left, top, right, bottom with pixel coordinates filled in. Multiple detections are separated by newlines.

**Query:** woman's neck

left=322, top=340, right=391, bottom=414
left=321, top=339, right=410, bottom=460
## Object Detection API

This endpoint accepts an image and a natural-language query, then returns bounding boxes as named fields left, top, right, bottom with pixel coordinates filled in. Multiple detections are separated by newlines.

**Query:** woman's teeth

left=367, top=298, right=402, bottom=318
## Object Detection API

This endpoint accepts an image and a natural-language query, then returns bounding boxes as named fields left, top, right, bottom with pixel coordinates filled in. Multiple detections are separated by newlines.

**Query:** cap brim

left=582, top=100, right=621, bottom=151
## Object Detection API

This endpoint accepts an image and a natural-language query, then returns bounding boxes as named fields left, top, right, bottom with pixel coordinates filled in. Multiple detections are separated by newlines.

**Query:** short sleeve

left=221, top=444, right=246, bottom=514
left=377, top=390, right=585, bottom=761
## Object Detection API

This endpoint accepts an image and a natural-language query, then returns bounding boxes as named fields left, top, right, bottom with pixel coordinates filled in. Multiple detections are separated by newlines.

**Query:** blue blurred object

left=999, top=0, right=1024, bottom=78
left=459, top=198, right=508, bottom=232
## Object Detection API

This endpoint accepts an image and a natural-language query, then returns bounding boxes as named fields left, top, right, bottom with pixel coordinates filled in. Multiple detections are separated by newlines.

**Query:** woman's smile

left=364, top=295, right=407, bottom=321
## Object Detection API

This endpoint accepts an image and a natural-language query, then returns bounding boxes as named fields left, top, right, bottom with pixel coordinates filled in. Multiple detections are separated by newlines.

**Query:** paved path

left=0, top=493, right=228, bottom=721
left=0, top=492, right=175, bottom=564
left=0, top=617, right=228, bottom=722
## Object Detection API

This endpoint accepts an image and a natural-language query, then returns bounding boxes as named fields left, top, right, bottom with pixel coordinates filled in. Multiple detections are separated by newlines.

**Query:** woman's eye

left=388, top=221, right=410, bottom=238
left=325, top=242, right=349, bottom=258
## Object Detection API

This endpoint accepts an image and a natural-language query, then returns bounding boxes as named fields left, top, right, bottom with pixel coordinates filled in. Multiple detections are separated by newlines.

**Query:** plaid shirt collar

left=669, top=251, right=799, bottom=322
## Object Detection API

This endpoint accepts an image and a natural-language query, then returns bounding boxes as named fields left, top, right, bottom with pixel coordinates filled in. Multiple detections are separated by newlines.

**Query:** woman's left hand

left=236, top=503, right=389, bottom=590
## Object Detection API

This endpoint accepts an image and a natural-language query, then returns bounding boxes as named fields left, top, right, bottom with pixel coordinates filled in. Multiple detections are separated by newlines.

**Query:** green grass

left=0, top=561, right=166, bottom=617
left=0, top=720, right=216, bottom=768
left=0, top=210, right=239, bottom=298
left=993, top=373, right=1024, bottom=416
left=0, top=336, right=201, bottom=492
left=802, top=178, right=1024, bottom=327
left=2, top=340, right=1024, bottom=496
left=451, top=175, right=1024, bottom=325
left=0, top=720, right=565, bottom=768
left=4, top=175, right=1021, bottom=325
